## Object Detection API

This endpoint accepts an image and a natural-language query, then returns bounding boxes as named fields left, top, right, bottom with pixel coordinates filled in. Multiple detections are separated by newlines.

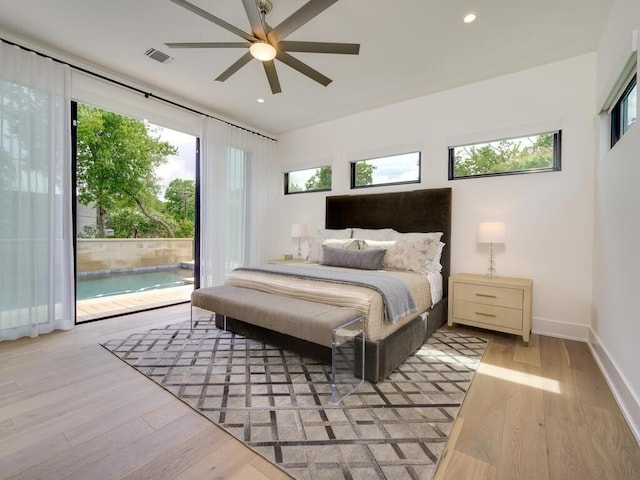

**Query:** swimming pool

left=76, top=268, right=193, bottom=300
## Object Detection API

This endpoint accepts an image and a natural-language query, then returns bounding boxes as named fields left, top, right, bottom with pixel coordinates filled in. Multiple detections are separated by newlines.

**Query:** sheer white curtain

left=200, top=117, right=276, bottom=287
left=0, top=42, right=74, bottom=341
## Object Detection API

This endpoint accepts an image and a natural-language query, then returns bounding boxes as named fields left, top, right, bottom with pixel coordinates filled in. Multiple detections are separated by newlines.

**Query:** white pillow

left=318, top=228, right=352, bottom=239
left=363, top=239, right=395, bottom=250
left=389, top=231, right=443, bottom=242
left=426, top=242, right=445, bottom=273
left=306, top=238, right=360, bottom=263
left=351, top=228, right=396, bottom=241
left=374, top=236, right=441, bottom=275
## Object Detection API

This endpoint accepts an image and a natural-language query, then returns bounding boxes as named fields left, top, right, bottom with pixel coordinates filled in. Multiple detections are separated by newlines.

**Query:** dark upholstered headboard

left=325, top=188, right=452, bottom=297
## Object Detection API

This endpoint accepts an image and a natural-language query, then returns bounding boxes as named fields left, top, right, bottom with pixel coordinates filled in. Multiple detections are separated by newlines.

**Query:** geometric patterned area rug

left=102, top=318, right=487, bottom=480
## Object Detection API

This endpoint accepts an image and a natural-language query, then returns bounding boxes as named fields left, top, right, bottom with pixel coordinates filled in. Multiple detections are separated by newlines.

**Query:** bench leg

left=331, top=316, right=365, bottom=404
left=188, top=303, right=217, bottom=340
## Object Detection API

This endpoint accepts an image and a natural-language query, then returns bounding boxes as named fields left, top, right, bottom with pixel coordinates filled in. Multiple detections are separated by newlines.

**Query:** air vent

left=144, top=48, right=173, bottom=64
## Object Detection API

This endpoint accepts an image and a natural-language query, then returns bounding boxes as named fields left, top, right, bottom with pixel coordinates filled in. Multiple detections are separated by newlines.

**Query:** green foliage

left=107, top=206, right=180, bottom=238
left=164, top=178, right=195, bottom=221
left=453, top=133, right=555, bottom=177
left=305, top=166, right=332, bottom=191
left=354, top=161, right=377, bottom=186
left=287, top=182, right=303, bottom=193
left=76, top=104, right=178, bottom=237
left=172, top=219, right=195, bottom=238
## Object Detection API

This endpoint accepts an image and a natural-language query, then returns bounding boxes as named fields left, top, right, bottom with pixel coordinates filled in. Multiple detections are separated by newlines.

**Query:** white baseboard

left=588, top=329, right=640, bottom=445
left=532, top=316, right=590, bottom=341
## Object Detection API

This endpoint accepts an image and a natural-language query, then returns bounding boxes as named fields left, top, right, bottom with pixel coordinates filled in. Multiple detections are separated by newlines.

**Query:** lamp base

left=486, top=243, right=497, bottom=278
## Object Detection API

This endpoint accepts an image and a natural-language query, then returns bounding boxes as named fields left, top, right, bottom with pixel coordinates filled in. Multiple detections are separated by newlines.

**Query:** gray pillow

left=321, top=245, right=386, bottom=270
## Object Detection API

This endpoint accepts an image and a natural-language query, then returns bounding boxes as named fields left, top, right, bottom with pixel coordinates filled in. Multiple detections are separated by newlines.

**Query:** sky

left=152, top=125, right=197, bottom=198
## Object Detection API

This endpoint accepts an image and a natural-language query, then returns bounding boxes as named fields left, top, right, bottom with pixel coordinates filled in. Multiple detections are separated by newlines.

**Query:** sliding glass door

left=72, top=102, right=198, bottom=322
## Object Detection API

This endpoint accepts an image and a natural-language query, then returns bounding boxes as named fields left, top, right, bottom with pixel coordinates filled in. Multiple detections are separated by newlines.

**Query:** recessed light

left=463, top=12, right=477, bottom=24
left=257, top=98, right=265, bottom=103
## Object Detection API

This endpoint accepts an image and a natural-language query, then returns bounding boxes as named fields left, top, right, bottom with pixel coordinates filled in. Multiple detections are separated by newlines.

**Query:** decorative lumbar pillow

left=320, top=245, right=386, bottom=270
left=306, top=238, right=360, bottom=263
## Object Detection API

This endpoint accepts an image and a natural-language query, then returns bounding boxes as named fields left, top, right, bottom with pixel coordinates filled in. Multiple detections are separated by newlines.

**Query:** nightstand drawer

left=452, top=300, right=523, bottom=330
left=454, top=282, right=523, bottom=309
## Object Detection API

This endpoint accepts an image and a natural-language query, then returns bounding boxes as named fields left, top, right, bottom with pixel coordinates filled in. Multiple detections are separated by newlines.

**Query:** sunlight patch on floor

left=478, top=363, right=561, bottom=393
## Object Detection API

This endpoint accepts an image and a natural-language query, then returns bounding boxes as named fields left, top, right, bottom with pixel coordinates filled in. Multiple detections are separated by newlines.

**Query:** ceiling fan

left=166, top=0, right=360, bottom=94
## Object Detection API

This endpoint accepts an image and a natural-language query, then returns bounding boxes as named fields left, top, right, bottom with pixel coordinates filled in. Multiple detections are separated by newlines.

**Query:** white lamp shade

left=291, top=223, right=307, bottom=238
left=477, top=222, right=506, bottom=243
left=249, top=42, right=277, bottom=61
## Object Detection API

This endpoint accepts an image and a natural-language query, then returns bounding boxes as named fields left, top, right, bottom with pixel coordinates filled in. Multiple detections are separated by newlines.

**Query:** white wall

left=276, top=53, right=597, bottom=340
left=592, top=0, right=640, bottom=442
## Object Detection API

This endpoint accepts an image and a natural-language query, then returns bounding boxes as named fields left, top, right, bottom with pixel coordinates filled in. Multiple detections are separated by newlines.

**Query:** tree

left=76, top=105, right=178, bottom=237
left=163, top=178, right=195, bottom=238
left=453, top=133, right=554, bottom=177
left=305, top=166, right=332, bottom=191
left=164, top=178, right=195, bottom=221
left=354, top=161, right=376, bottom=186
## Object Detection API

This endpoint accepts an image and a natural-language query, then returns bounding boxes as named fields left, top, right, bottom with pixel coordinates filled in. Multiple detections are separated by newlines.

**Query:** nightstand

left=448, top=273, right=533, bottom=345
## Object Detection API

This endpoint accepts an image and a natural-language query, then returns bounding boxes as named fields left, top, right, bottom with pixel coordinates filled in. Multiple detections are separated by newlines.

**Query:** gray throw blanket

left=235, top=264, right=417, bottom=324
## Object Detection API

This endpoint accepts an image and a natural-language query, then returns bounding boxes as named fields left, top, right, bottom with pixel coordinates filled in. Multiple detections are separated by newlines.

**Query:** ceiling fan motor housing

left=257, top=0, right=273, bottom=16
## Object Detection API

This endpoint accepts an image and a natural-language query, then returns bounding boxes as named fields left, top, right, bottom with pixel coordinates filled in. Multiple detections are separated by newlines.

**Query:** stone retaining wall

left=77, top=238, right=193, bottom=273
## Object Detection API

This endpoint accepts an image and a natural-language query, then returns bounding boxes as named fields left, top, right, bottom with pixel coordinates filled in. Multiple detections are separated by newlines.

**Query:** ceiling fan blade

left=241, top=0, right=267, bottom=40
left=262, top=60, right=282, bottom=94
left=169, top=0, right=256, bottom=42
left=166, top=42, right=251, bottom=49
left=276, top=51, right=332, bottom=87
left=267, top=0, right=338, bottom=44
left=215, top=52, right=253, bottom=82
left=279, top=41, right=360, bottom=55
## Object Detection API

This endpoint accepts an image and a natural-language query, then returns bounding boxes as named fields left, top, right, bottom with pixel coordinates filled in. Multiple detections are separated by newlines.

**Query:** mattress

left=224, top=264, right=432, bottom=342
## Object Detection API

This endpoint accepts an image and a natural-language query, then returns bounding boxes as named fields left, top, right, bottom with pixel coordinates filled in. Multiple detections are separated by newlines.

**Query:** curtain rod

left=1, top=37, right=277, bottom=142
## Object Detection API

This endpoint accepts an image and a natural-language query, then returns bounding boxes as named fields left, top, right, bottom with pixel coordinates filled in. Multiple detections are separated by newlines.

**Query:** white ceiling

left=0, top=0, right=613, bottom=135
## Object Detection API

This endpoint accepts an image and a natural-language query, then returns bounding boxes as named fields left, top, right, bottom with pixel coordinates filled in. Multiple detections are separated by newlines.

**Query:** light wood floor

left=1, top=304, right=639, bottom=479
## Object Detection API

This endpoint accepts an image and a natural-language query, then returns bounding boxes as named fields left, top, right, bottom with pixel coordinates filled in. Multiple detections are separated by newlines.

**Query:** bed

left=209, top=187, right=452, bottom=382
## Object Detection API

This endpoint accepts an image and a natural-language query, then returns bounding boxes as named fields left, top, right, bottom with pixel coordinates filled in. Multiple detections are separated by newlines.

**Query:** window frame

left=350, top=151, right=422, bottom=189
left=610, top=73, right=637, bottom=148
left=284, top=165, right=332, bottom=195
left=448, top=130, right=562, bottom=181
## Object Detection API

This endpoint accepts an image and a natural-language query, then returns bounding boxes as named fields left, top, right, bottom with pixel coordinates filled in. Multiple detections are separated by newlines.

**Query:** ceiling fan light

left=463, top=12, right=477, bottom=24
left=249, top=42, right=276, bottom=61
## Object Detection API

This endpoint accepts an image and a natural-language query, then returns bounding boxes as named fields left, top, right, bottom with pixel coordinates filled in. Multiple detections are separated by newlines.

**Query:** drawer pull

left=475, top=293, right=497, bottom=298
left=475, top=312, right=497, bottom=318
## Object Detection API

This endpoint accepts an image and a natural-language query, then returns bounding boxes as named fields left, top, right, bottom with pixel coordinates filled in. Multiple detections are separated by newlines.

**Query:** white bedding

left=225, top=264, right=440, bottom=342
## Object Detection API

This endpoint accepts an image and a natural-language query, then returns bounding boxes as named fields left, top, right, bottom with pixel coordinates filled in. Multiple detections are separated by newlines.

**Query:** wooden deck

left=76, top=285, right=193, bottom=322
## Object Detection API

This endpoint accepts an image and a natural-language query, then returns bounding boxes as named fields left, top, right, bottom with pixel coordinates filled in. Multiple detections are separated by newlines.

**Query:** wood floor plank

left=496, top=372, right=548, bottom=480
left=120, top=424, right=225, bottom=480
left=63, top=386, right=176, bottom=447
left=582, top=402, right=640, bottom=479
left=540, top=336, right=603, bottom=479
left=0, top=433, right=71, bottom=480
left=10, top=418, right=156, bottom=480
left=141, top=395, right=196, bottom=430
left=59, top=412, right=210, bottom=480
left=512, top=331, right=541, bottom=367
left=437, top=450, right=496, bottom=480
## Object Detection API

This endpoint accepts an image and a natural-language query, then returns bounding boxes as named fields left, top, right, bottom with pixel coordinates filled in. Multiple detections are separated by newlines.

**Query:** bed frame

left=220, top=187, right=452, bottom=382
